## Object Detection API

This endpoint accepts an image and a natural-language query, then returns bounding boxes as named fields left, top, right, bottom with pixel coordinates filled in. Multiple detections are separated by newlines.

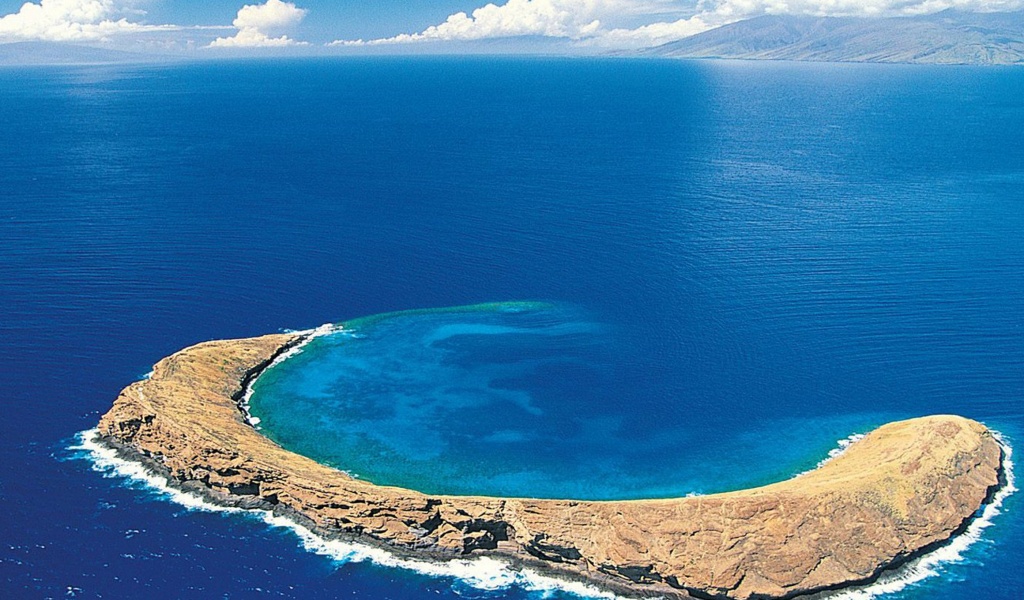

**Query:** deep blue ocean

left=1, top=57, right=1021, bottom=599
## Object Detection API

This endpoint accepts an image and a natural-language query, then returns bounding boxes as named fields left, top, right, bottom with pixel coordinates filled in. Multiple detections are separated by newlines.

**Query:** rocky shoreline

left=97, top=332, right=1005, bottom=599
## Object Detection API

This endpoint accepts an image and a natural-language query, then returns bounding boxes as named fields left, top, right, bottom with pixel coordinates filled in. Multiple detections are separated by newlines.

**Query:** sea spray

left=794, top=433, right=868, bottom=478
left=237, top=323, right=342, bottom=428
left=825, top=430, right=1016, bottom=600
left=68, top=429, right=624, bottom=600
left=69, top=427, right=1015, bottom=600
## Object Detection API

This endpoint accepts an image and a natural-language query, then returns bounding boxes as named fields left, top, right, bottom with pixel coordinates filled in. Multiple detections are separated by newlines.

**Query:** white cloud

left=233, top=0, right=306, bottom=33
left=209, top=0, right=309, bottom=48
left=329, top=0, right=1024, bottom=50
left=0, top=0, right=177, bottom=42
left=333, top=0, right=668, bottom=46
left=595, top=15, right=711, bottom=46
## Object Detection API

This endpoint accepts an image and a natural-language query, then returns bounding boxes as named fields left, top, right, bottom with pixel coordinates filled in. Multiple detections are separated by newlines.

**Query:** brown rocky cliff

left=98, top=334, right=1003, bottom=599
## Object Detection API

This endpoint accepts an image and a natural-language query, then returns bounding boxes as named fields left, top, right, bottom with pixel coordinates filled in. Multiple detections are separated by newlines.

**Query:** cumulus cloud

left=209, top=0, right=309, bottom=48
left=595, top=15, right=711, bottom=46
left=0, top=0, right=177, bottom=42
left=330, top=0, right=1024, bottom=49
left=332, top=0, right=668, bottom=46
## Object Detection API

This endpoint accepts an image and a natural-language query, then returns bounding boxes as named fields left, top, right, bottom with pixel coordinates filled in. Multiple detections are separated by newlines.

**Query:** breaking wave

left=794, top=433, right=868, bottom=478
left=238, top=323, right=342, bottom=428
left=68, top=427, right=1015, bottom=600
left=825, top=430, right=1016, bottom=599
left=68, top=428, right=623, bottom=600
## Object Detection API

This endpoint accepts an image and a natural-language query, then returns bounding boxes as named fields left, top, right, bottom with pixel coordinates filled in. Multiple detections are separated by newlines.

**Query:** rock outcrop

left=98, top=332, right=1004, bottom=599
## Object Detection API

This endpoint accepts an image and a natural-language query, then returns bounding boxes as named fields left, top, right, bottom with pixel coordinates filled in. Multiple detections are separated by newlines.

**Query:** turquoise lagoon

left=248, top=302, right=888, bottom=500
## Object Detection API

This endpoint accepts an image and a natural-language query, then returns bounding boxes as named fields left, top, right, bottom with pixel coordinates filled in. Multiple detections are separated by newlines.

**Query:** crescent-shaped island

left=97, top=329, right=1006, bottom=600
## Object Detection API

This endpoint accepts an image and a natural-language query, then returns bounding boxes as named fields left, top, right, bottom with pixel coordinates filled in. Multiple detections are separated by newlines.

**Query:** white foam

left=824, top=429, right=1016, bottom=599
left=822, top=433, right=868, bottom=465
left=70, top=429, right=244, bottom=514
left=265, top=512, right=625, bottom=598
left=237, top=323, right=342, bottom=428
left=69, top=428, right=628, bottom=600
left=794, top=433, right=867, bottom=478
left=70, top=425, right=1015, bottom=600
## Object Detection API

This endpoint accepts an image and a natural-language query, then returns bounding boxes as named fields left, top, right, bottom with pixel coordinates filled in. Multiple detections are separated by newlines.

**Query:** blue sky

left=127, top=1, right=490, bottom=39
left=0, top=0, right=479, bottom=43
left=0, top=0, right=1022, bottom=53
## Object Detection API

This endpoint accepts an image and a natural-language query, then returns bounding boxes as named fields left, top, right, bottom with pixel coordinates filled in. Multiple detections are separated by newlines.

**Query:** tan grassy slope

left=99, top=333, right=1003, bottom=599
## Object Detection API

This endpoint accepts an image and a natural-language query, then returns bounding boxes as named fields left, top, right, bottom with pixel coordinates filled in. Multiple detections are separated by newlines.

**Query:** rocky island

left=97, top=331, right=1006, bottom=599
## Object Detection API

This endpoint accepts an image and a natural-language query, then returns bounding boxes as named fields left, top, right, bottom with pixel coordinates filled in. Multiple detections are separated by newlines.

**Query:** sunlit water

left=0, top=57, right=1020, bottom=599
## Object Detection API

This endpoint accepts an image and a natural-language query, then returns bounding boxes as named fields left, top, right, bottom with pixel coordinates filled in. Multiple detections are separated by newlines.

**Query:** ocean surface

left=0, top=57, right=1021, bottom=599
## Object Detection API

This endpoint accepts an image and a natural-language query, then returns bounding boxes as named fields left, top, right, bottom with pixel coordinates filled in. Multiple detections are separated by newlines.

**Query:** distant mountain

left=646, top=10, right=1024, bottom=65
left=0, top=42, right=174, bottom=66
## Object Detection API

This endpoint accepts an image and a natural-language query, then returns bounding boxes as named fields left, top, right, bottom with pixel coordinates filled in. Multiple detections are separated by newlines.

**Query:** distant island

left=3, top=9, right=1023, bottom=67
left=643, top=9, right=1024, bottom=65
left=0, top=41, right=180, bottom=66
left=95, top=329, right=1006, bottom=599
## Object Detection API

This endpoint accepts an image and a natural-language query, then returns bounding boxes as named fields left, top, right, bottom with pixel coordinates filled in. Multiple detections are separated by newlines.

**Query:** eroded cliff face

left=98, top=333, right=1004, bottom=600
